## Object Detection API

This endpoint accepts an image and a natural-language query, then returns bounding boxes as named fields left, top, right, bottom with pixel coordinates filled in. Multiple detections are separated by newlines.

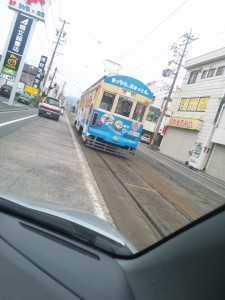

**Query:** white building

left=160, top=47, right=225, bottom=182
left=144, top=81, right=172, bottom=145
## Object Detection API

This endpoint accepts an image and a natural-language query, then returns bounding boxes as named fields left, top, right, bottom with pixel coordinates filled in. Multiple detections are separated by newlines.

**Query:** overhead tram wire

left=48, top=0, right=57, bottom=29
left=117, top=0, right=190, bottom=61
left=19, top=0, right=51, bottom=52
left=33, top=22, right=52, bottom=55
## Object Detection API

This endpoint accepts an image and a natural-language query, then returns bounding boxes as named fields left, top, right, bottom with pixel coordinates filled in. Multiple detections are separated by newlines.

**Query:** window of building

left=99, top=91, right=116, bottom=111
left=146, top=111, right=159, bottom=123
left=132, top=102, right=147, bottom=122
left=115, top=96, right=133, bottom=117
left=207, top=68, right=216, bottom=78
left=215, top=66, right=225, bottom=76
left=201, top=70, right=208, bottom=79
left=178, top=98, right=189, bottom=111
left=187, top=71, right=199, bottom=84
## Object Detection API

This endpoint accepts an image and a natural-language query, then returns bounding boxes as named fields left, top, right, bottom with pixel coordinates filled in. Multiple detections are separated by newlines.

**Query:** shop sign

left=32, top=55, right=47, bottom=89
left=187, top=98, right=199, bottom=111
left=197, top=97, right=209, bottom=112
left=8, top=0, right=49, bottom=22
left=1, top=67, right=17, bottom=76
left=179, top=98, right=189, bottom=111
left=168, top=117, right=202, bottom=130
left=24, top=85, right=38, bottom=95
left=3, top=13, right=33, bottom=72
left=178, top=97, right=209, bottom=112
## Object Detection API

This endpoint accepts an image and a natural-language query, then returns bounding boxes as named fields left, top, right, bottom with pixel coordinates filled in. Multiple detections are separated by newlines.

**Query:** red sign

left=8, top=0, right=49, bottom=22
left=26, top=0, right=46, bottom=5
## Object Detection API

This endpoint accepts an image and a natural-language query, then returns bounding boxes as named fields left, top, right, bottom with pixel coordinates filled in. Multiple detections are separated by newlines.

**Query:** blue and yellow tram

left=74, top=75, right=154, bottom=155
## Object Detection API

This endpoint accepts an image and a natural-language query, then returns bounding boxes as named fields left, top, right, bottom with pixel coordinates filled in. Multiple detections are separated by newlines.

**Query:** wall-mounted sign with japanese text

left=168, top=117, right=203, bottom=130
left=3, top=13, right=33, bottom=72
left=8, top=0, right=49, bottom=22
left=178, top=97, right=209, bottom=112
left=1, top=66, right=17, bottom=76
left=196, top=97, right=209, bottom=112
left=24, top=85, right=38, bottom=95
left=32, top=55, right=47, bottom=89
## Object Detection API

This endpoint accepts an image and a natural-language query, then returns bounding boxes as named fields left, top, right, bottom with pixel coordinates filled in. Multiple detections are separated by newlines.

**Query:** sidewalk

left=0, top=97, right=29, bottom=112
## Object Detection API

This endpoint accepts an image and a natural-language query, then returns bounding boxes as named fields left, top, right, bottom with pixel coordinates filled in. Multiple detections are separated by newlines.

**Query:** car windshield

left=45, top=97, right=60, bottom=107
left=0, top=0, right=225, bottom=258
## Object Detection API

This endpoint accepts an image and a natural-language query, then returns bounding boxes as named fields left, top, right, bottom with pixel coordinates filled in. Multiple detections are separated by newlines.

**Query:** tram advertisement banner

left=3, top=13, right=33, bottom=72
left=104, top=75, right=153, bottom=100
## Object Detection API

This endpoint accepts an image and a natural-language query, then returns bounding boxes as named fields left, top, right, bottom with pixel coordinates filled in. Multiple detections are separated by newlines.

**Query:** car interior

left=0, top=197, right=224, bottom=300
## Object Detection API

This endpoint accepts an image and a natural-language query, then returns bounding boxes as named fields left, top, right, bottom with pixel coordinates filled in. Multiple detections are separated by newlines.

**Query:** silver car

left=140, top=134, right=151, bottom=144
left=38, top=97, right=61, bottom=121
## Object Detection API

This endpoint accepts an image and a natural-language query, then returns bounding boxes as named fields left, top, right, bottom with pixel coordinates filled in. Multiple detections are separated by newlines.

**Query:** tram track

left=131, top=150, right=224, bottom=218
left=96, top=152, right=166, bottom=239
left=95, top=151, right=193, bottom=240
left=68, top=113, right=224, bottom=250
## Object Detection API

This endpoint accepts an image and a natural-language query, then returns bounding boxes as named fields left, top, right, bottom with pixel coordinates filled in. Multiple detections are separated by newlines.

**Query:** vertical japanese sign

left=3, top=13, right=33, bottom=73
left=32, top=55, right=48, bottom=89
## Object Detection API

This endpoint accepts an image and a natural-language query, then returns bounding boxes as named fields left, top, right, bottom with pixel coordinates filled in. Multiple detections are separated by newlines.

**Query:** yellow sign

left=179, top=98, right=189, bottom=111
left=24, top=85, right=38, bottom=96
left=187, top=98, right=199, bottom=111
left=197, top=97, right=209, bottom=112
left=168, top=117, right=203, bottom=130
left=179, top=97, right=209, bottom=112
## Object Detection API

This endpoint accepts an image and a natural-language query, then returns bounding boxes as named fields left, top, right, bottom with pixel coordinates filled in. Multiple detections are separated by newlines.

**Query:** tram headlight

left=114, top=120, right=123, bottom=129
left=97, top=121, right=102, bottom=126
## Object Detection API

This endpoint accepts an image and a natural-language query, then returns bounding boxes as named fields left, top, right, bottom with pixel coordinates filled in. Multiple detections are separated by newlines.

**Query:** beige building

left=160, top=47, right=225, bottom=182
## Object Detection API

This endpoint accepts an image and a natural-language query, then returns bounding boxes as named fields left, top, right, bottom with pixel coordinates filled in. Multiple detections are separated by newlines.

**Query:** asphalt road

left=1, top=106, right=225, bottom=251
left=0, top=108, right=113, bottom=226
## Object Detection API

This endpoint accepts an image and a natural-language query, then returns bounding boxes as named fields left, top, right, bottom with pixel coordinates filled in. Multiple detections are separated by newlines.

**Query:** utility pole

left=46, top=67, right=57, bottom=96
left=41, top=18, right=69, bottom=94
left=58, top=81, right=67, bottom=99
left=150, top=30, right=198, bottom=147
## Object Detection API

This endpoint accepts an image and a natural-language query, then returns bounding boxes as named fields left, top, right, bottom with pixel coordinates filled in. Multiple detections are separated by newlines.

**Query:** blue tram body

left=74, top=75, right=154, bottom=155
left=86, top=109, right=143, bottom=147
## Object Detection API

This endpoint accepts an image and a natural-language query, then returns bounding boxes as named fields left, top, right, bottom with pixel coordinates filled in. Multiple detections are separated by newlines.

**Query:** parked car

left=17, top=92, right=34, bottom=105
left=140, top=133, right=151, bottom=144
left=0, top=84, right=12, bottom=98
left=38, top=96, right=61, bottom=121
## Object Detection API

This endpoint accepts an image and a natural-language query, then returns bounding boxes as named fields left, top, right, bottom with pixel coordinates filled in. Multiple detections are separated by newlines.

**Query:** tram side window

left=115, top=96, right=133, bottom=117
left=99, top=91, right=115, bottom=111
left=132, top=102, right=146, bottom=122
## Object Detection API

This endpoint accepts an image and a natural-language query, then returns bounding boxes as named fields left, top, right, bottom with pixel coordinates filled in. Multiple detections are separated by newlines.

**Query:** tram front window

left=115, top=96, right=133, bottom=117
left=132, top=102, right=147, bottom=122
left=99, top=91, right=115, bottom=111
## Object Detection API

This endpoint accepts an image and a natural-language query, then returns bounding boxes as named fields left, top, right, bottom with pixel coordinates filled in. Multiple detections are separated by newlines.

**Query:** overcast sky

left=1, top=0, right=225, bottom=97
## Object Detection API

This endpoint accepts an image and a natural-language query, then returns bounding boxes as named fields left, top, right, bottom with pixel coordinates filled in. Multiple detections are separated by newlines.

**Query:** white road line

left=65, top=113, right=114, bottom=224
left=0, top=114, right=37, bottom=127
left=138, top=145, right=225, bottom=199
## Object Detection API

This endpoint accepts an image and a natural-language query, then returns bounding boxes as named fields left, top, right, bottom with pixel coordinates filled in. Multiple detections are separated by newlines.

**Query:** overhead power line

left=150, top=29, right=198, bottom=147
left=117, top=0, right=190, bottom=61
left=41, top=18, right=69, bottom=94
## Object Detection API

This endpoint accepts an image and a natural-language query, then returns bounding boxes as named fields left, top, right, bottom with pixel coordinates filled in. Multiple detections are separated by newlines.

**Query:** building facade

left=144, top=81, right=172, bottom=145
left=160, top=47, right=225, bottom=182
